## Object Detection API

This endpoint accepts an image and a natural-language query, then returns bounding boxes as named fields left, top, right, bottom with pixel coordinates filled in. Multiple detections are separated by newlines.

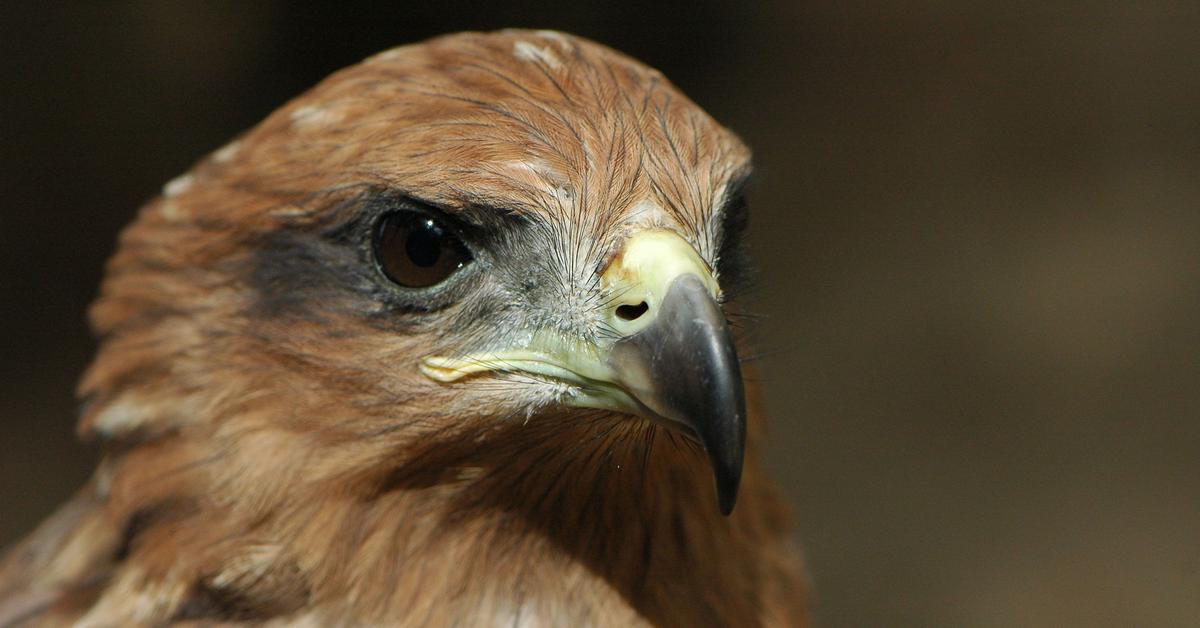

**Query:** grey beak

left=607, top=273, right=747, bottom=515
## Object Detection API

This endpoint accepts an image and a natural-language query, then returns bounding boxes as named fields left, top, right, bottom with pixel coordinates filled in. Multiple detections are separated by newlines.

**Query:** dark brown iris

left=373, top=211, right=471, bottom=288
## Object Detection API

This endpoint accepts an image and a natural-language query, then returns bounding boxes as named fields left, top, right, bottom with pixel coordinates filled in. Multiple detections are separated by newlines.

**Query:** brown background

left=2, top=3, right=1198, bottom=626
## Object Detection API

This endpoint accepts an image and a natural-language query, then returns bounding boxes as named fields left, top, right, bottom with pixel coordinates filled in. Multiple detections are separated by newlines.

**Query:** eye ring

left=372, top=210, right=473, bottom=289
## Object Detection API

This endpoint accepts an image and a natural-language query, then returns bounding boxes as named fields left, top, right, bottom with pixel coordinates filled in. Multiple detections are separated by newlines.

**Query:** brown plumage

left=0, top=30, right=808, bottom=626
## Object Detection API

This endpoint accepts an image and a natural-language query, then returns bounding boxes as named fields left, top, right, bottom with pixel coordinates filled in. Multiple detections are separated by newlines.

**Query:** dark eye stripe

left=714, top=192, right=752, bottom=296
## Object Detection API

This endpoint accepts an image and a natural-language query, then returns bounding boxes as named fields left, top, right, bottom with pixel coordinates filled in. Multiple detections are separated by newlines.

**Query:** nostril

left=615, top=301, right=649, bottom=321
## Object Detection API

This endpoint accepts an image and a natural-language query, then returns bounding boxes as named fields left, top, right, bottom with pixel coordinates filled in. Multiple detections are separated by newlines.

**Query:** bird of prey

left=0, top=30, right=808, bottom=626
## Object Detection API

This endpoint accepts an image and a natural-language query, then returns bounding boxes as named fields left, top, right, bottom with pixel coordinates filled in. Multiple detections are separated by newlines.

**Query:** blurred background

left=2, top=2, right=1198, bottom=625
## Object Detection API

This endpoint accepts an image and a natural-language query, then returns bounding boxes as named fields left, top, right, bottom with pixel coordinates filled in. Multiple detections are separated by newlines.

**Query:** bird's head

left=80, top=30, right=757, bottom=520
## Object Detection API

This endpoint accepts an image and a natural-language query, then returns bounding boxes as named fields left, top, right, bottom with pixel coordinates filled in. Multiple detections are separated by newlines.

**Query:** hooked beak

left=606, top=272, right=746, bottom=514
left=421, top=231, right=747, bottom=515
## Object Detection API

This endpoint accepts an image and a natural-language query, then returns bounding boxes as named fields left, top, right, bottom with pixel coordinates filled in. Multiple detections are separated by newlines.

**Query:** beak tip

left=717, top=482, right=739, bottom=516
left=710, top=439, right=744, bottom=516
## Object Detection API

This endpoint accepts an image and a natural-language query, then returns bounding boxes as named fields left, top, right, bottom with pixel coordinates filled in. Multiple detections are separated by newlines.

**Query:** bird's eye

left=373, top=210, right=472, bottom=288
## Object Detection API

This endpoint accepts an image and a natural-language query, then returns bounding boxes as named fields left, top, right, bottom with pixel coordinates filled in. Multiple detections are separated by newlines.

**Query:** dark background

left=2, top=2, right=1198, bottom=625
